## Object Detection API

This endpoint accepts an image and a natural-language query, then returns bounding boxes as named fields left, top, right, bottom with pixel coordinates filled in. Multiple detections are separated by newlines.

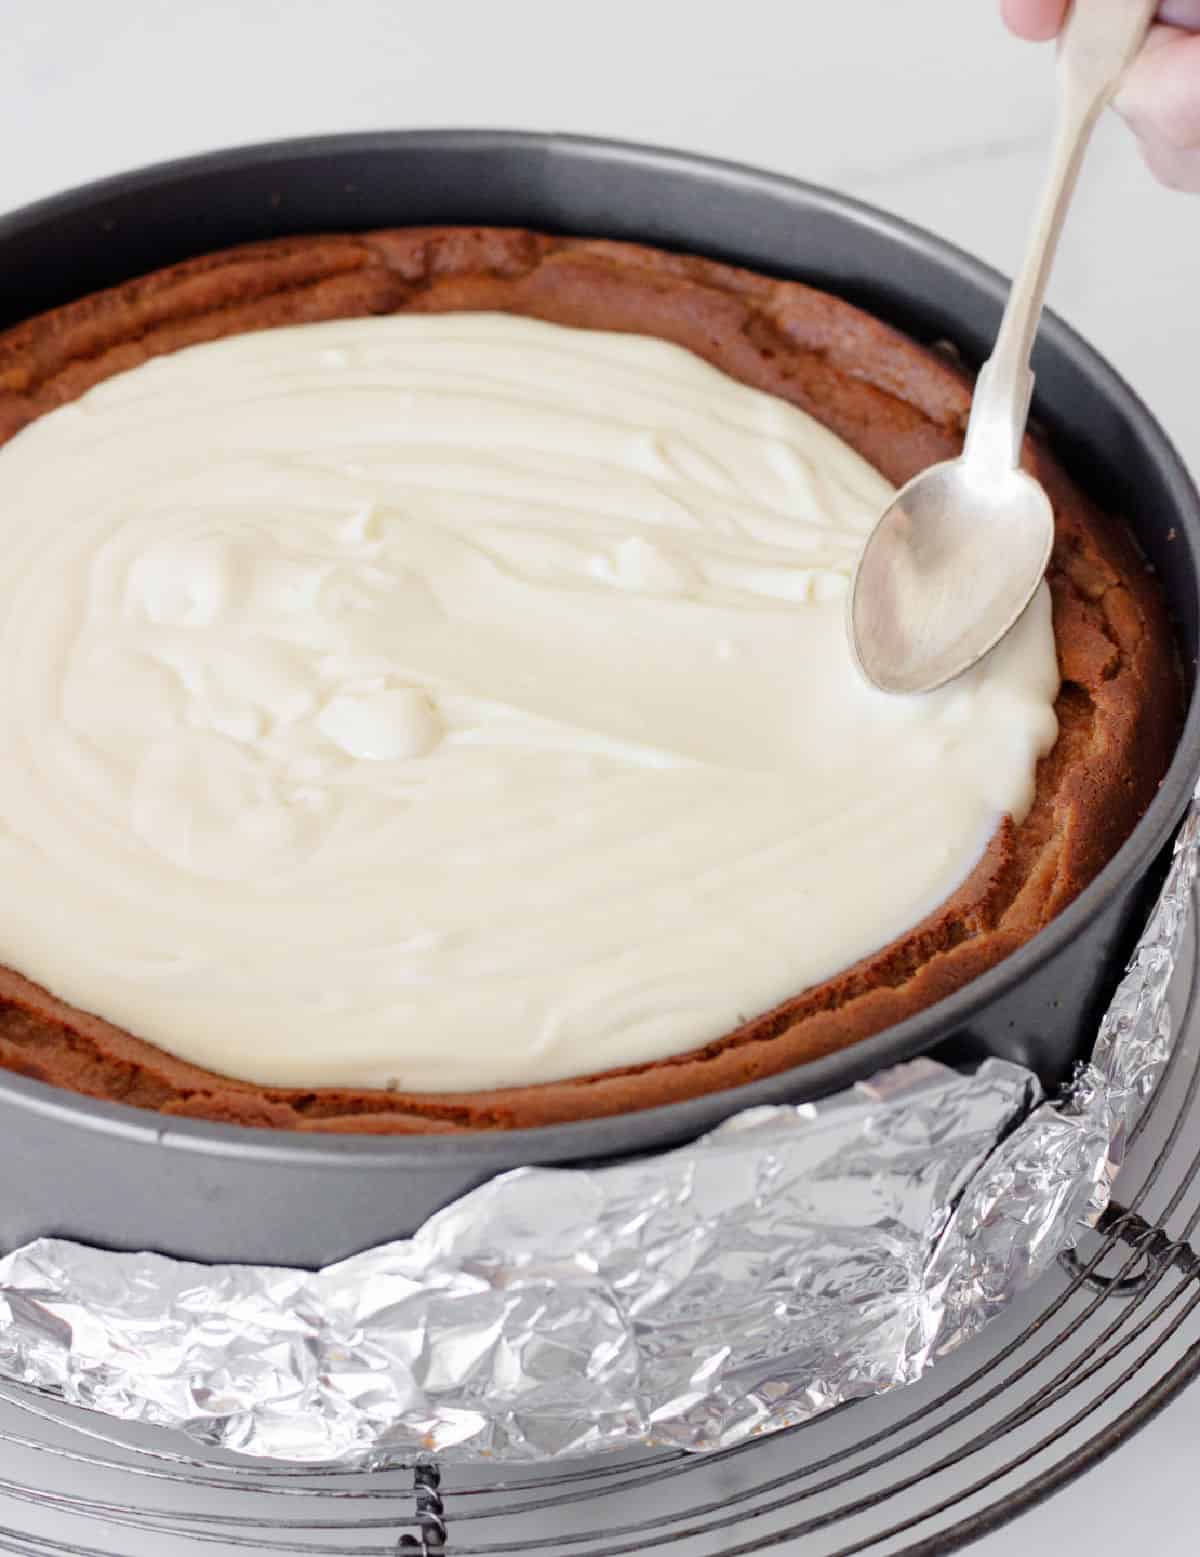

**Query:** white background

left=1, top=2, right=1197, bottom=1550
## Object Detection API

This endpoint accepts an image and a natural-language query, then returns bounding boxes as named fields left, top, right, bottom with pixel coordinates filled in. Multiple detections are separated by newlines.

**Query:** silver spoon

left=849, top=0, right=1157, bottom=696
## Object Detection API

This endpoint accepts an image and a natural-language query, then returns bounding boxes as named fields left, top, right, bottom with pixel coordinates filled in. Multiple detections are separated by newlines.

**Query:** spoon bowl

left=849, top=459, right=1055, bottom=695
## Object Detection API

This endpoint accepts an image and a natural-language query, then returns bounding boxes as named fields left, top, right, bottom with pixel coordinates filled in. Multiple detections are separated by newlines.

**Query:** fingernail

left=1159, top=0, right=1200, bottom=29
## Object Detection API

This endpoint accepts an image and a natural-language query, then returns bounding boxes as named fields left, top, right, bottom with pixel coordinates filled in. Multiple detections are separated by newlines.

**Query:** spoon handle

left=963, top=0, right=1157, bottom=474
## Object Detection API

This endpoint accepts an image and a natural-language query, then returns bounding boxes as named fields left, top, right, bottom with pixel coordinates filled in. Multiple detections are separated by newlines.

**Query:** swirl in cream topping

left=0, top=314, right=1060, bottom=1092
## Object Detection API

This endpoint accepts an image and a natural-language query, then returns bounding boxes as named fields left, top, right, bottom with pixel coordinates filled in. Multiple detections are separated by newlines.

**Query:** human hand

left=1001, top=0, right=1200, bottom=189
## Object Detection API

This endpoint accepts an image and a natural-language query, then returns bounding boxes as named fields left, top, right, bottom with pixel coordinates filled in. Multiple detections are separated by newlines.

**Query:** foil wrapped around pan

left=0, top=802, right=1195, bottom=1465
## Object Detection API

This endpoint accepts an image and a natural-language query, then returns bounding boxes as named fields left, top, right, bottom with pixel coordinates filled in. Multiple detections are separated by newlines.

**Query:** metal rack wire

left=3, top=894, right=1200, bottom=1556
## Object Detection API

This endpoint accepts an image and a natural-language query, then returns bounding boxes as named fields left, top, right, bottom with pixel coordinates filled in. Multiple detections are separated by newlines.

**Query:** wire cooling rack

left=2, top=895, right=1199, bottom=1556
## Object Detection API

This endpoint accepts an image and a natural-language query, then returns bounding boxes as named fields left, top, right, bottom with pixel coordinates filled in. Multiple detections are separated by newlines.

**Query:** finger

left=1117, top=27, right=1200, bottom=150
left=1136, top=131, right=1200, bottom=189
left=1001, top=0, right=1070, bottom=41
left=1002, top=1, right=1200, bottom=42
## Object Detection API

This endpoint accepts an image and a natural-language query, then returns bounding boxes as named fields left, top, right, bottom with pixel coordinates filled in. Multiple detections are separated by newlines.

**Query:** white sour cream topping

left=0, top=314, right=1060, bottom=1093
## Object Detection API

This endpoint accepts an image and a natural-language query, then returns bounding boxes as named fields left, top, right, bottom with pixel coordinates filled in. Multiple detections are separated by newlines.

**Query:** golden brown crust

left=0, top=226, right=1183, bottom=1131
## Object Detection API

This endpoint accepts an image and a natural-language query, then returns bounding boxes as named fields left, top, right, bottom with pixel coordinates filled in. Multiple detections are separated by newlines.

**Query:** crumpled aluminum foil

left=0, top=800, right=1196, bottom=1465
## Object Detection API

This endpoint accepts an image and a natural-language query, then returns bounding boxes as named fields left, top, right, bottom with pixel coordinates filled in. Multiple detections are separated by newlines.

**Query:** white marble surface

left=0, top=1, right=1197, bottom=1551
